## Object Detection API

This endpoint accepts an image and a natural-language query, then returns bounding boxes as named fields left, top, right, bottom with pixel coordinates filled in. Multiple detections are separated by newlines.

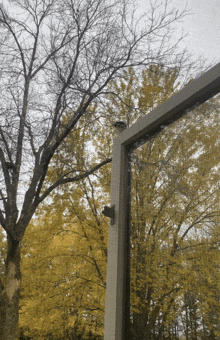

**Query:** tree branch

left=37, top=157, right=112, bottom=204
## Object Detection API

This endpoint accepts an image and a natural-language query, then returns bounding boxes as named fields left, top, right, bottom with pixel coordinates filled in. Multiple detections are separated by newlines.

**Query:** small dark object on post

left=102, top=205, right=115, bottom=224
left=113, top=121, right=127, bottom=133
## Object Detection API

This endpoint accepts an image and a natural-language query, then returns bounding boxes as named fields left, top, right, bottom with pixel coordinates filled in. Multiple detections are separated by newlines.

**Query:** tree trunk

left=0, top=235, right=21, bottom=340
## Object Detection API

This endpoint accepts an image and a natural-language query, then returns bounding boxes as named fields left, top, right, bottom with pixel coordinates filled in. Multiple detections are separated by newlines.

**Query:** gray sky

left=139, top=0, right=220, bottom=66
left=175, top=0, right=220, bottom=64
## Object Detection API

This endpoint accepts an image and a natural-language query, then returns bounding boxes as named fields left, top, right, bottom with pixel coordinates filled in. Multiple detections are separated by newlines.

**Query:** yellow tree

left=129, top=95, right=220, bottom=339
left=20, top=185, right=109, bottom=339
left=0, top=0, right=193, bottom=336
left=94, top=65, right=220, bottom=339
left=18, top=65, right=179, bottom=338
left=19, top=123, right=109, bottom=339
left=18, top=65, right=220, bottom=340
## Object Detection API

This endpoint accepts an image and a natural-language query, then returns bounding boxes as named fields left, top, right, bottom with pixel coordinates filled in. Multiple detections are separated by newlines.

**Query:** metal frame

left=103, top=62, right=220, bottom=340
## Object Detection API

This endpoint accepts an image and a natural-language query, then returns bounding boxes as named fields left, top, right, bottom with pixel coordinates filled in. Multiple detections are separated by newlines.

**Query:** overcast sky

left=139, top=0, right=220, bottom=67
left=175, top=0, right=220, bottom=65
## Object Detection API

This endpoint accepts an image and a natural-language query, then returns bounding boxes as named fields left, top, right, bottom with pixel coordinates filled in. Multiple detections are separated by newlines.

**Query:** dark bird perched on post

left=113, top=121, right=127, bottom=133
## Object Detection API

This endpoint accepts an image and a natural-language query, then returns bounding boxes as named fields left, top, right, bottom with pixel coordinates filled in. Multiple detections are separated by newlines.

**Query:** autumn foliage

left=1, top=66, right=220, bottom=339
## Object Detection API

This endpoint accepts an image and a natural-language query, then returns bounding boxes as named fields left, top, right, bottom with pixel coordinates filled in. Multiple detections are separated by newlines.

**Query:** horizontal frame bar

left=119, top=62, right=220, bottom=150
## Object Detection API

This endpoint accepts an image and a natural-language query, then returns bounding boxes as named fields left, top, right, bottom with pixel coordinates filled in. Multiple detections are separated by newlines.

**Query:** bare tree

left=0, top=0, right=197, bottom=337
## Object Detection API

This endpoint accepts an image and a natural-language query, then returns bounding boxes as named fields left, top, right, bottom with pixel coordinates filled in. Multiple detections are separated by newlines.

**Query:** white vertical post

left=104, top=136, right=130, bottom=340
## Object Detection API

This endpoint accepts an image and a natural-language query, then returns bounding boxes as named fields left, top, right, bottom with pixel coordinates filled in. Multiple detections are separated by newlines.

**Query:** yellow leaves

left=18, top=66, right=220, bottom=338
left=20, top=171, right=108, bottom=338
left=129, top=85, right=220, bottom=336
left=138, top=65, right=178, bottom=112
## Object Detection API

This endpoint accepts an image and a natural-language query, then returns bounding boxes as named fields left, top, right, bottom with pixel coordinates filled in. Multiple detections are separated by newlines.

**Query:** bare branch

left=0, top=0, right=201, bottom=240
left=37, top=157, right=112, bottom=204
